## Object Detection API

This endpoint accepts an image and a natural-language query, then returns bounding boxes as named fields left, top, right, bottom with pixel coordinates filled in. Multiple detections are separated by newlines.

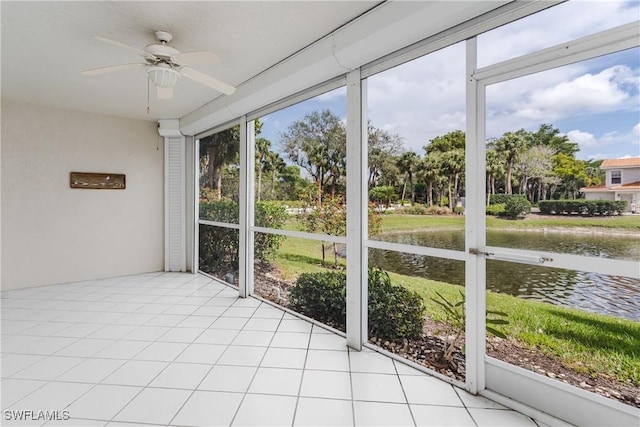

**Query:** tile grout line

left=289, top=323, right=315, bottom=427
left=227, top=300, right=287, bottom=427
left=392, top=359, right=418, bottom=427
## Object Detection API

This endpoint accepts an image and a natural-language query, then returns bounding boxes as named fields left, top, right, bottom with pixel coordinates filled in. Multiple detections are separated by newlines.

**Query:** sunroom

left=2, top=1, right=639, bottom=426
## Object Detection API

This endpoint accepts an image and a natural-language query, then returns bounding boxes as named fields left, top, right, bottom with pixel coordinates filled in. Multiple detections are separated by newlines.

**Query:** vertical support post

left=239, top=117, right=255, bottom=298
left=184, top=135, right=196, bottom=273
left=346, top=68, right=367, bottom=350
left=193, top=138, right=200, bottom=274
left=465, top=37, right=486, bottom=394
left=164, top=135, right=186, bottom=272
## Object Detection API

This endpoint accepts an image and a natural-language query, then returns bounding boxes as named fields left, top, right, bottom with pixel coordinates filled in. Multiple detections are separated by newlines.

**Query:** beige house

left=581, top=157, right=640, bottom=212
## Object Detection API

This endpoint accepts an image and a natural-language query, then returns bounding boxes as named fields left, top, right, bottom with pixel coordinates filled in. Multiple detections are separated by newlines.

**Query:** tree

left=397, top=151, right=419, bottom=205
left=486, top=147, right=505, bottom=205
left=200, top=126, right=240, bottom=200
left=552, top=154, right=591, bottom=199
left=425, top=130, right=466, bottom=208
left=255, top=137, right=271, bottom=201
left=517, top=145, right=555, bottom=203
left=280, top=109, right=346, bottom=203
left=369, top=186, right=396, bottom=208
left=495, top=131, right=526, bottom=195
left=367, top=122, right=403, bottom=188
left=525, top=124, right=579, bottom=157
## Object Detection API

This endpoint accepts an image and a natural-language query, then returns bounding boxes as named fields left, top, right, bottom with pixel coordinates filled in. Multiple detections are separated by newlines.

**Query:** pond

left=370, top=230, right=640, bottom=321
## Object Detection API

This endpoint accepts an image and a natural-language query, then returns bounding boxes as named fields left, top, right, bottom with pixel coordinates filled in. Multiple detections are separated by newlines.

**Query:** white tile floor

left=1, top=272, right=546, bottom=426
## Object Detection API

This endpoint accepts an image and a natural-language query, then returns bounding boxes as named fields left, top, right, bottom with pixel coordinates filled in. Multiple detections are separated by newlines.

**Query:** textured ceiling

left=1, top=1, right=379, bottom=121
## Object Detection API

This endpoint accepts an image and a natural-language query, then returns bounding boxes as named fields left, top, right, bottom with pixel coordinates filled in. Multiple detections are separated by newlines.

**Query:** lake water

left=369, top=230, right=640, bottom=321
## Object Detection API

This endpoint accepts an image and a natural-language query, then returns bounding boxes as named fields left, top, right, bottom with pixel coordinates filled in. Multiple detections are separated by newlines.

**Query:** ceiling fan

left=82, top=30, right=236, bottom=100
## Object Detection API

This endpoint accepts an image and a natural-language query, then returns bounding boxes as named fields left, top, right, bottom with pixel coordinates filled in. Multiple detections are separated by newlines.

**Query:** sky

left=259, top=0, right=640, bottom=162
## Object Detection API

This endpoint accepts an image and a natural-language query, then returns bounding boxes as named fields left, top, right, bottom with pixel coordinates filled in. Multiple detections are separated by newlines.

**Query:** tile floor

left=1, top=272, right=546, bottom=426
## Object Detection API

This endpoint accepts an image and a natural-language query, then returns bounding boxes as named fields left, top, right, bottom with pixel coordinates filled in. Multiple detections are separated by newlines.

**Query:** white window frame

left=469, top=22, right=639, bottom=426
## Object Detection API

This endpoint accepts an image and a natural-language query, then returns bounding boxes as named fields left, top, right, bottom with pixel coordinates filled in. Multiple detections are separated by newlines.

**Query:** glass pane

left=253, top=233, right=346, bottom=331
left=368, top=248, right=466, bottom=379
left=253, top=87, right=347, bottom=232
left=366, top=42, right=466, bottom=246
left=199, top=225, right=239, bottom=286
left=484, top=48, right=640, bottom=408
left=199, top=125, right=240, bottom=223
left=478, top=1, right=639, bottom=67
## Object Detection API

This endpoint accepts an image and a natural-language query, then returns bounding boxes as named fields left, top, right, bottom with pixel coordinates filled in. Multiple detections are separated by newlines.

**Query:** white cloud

left=567, top=130, right=599, bottom=148
left=513, top=66, right=632, bottom=121
left=568, top=123, right=640, bottom=160
left=486, top=64, right=638, bottom=139
left=478, top=1, right=637, bottom=67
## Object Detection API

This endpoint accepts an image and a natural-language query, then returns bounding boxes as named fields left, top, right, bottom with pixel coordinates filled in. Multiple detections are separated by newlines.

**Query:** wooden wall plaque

left=70, top=172, right=126, bottom=189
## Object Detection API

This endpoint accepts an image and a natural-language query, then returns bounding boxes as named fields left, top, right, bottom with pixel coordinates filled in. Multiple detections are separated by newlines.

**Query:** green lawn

left=270, top=213, right=640, bottom=386
left=379, top=212, right=640, bottom=233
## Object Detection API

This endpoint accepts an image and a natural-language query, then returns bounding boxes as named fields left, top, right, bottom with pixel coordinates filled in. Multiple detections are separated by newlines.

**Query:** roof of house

left=581, top=181, right=640, bottom=192
left=600, top=157, right=640, bottom=168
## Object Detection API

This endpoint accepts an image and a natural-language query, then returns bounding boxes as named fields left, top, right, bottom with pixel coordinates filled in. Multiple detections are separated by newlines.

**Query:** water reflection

left=371, top=230, right=640, bottom=321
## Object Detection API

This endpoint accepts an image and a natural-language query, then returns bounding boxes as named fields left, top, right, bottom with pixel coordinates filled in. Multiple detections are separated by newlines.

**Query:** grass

left=393, top=272, right=640, bottom=386
left=378, top=212, right=640, bottom=233
left=269, top=213, right=640, bottom=386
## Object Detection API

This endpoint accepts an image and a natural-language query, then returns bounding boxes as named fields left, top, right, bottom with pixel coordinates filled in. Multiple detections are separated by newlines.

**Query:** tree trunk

left=505, top=161, right=513, bottom=195
left=400, top=175, right=408, bottom=205
left=428, top=181, right=433, bottom=207
left=257, top=168, right=262, bottom=202
left=410, top=174, right=415, bottom=206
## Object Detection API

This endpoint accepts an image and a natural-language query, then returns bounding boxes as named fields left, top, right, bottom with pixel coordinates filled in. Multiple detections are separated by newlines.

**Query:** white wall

left=1, top=100, right=164, bottom=290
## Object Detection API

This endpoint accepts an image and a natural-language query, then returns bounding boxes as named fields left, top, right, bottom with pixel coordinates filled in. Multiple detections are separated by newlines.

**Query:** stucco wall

left=1, top=100, right=164, bottom=290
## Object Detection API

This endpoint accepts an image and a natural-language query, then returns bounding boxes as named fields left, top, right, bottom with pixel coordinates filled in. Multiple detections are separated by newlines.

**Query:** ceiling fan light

left=147, top=66, right=180, bottom=88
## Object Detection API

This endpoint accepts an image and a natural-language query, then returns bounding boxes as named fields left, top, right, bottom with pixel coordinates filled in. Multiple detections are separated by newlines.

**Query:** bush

left=453, top=206, right=465, bottom=215
left=289, top=268, right=425, bottom=340
left=290, top=271, right=346, bottom=329
left=199, top=200, right=287, bottom=273
left=368, top=269, right=425, bottom=340
left=489, top=194, right=509, bottom=205
left=538, top=200, right=627, bottom=216
left=486, top=203, right=505, bottom=216
left=504, top=196, right=531, bottom=219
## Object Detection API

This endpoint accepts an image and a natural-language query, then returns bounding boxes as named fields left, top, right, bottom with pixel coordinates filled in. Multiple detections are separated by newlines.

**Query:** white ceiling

left=1, top=1, right=379, bottom=121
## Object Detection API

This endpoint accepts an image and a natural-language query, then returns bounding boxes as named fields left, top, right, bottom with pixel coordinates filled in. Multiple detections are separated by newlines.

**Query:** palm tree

left=265, top=151, right=286, bottom=199
left=495, top=132, right=526, bottom=195
left=255, top=138, right=271, bottom=201
left=486, top=148, right=505, bottom=205
left=200, top=126, right=240, bottom=200
left=397, top=151, right=419, bottom=205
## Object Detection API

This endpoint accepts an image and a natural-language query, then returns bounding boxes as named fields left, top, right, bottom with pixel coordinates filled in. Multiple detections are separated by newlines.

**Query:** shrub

left=400, top=205, right=427, bottom=215
left=538, top=200, right=627, bottom=216
left=289, top=268, right=425, bottom=340
left=504, top=196, right=531, bottom=219
left=453, top=206, right=465, bottom=215
left=489, top=194, right=509, bottom=205
left=290, top=271, right=346, bottom=329
left=199, top=200, right=287, bottom=273
left=486, top=203, right=505, bottom=216
left=368, top=269, right=425, bottom=340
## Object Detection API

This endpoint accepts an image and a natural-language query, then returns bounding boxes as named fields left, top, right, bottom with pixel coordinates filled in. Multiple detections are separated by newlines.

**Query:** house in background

left=581, top=157, right=640, bottom=212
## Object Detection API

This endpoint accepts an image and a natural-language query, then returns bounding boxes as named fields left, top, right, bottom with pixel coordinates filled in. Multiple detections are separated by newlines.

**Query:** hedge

left=538, top=199, right=627, bottom=216
left=199, top=200, right=287, bottom=274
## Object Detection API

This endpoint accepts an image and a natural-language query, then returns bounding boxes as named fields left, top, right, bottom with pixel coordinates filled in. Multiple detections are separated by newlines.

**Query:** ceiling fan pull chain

left=147, top=77, right=150, bottom=115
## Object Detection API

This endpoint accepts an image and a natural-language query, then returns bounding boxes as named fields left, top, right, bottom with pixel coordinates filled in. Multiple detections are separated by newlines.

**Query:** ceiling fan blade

left=181, top=68, right=236, bottom=95
left=82, top=63, right=145, bottom=76
left=95, top=36, right=156, bottom=59
left=172, top=51, right=220, bottom=66
left=156, top=86, right=174, bottom=100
